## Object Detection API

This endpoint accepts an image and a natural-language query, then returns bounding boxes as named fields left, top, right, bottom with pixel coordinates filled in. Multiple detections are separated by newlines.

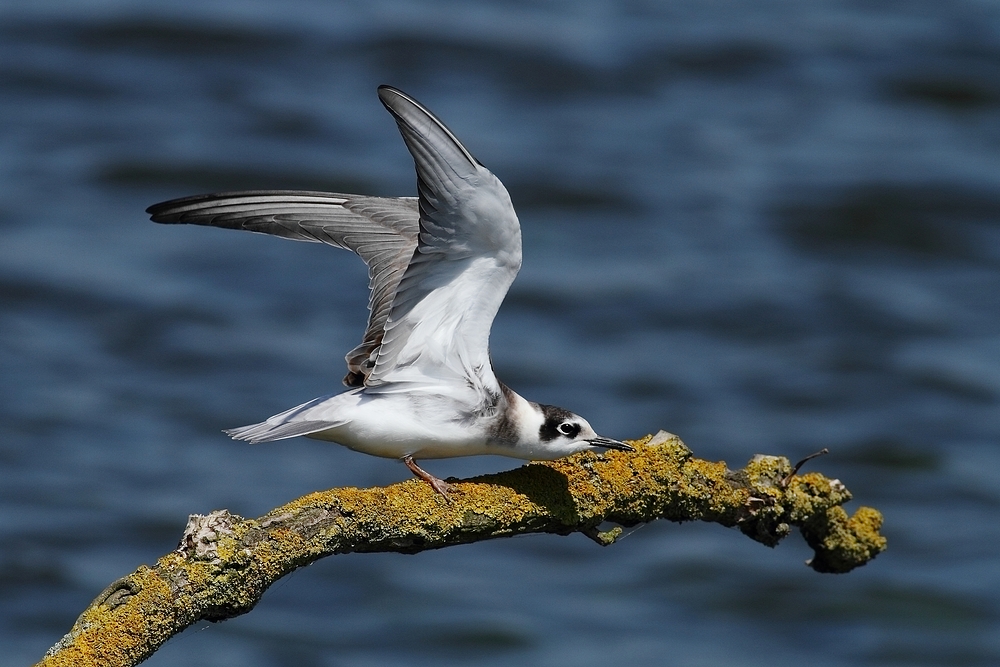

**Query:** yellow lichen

left=38, top=566, right=177, bottom=667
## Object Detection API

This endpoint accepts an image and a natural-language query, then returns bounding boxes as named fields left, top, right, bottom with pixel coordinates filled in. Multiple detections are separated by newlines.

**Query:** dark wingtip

left=146, top=201, right=173, bottom=222
left=145, top=191, right=219, bottom=223
left=376, top=84, right=411, bottom=118
left=145, top=191, right=247, bottom=224
left=146, top=200, right=166, bottom=219
left=146, top=193, right=202, bottom=223
left=374, top=85, right=480, bottom=171
left=376, top=85, right=411, bottom=108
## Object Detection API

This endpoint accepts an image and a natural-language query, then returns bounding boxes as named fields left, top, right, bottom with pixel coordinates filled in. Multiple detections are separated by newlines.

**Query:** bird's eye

left=558, top=422, right=580, bottom=437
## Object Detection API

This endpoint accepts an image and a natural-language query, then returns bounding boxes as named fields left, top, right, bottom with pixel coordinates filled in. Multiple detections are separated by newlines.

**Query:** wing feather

left=147, top=191, right=419, bottom=385
left=146, top=86, right=522, bottom=403
left=366, top=86, right=521, bottom=393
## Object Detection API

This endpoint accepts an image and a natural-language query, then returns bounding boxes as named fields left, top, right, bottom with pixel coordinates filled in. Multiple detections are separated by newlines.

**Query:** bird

left=147, top=85, right=632, bottom=500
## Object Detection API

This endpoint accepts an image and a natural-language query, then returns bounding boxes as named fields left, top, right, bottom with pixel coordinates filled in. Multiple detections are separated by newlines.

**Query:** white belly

left=295, top=388, right=511, bottom=460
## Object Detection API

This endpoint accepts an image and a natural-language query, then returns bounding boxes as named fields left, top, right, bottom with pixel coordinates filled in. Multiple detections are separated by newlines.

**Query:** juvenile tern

left=147, top=85, right=631, bottom=499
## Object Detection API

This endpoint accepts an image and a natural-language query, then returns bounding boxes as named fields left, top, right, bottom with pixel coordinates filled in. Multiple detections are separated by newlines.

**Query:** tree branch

left=35, top=432, right=886, bottom=667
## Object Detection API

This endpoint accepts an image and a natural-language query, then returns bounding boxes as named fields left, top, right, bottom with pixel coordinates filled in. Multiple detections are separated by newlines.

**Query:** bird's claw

left=404, top=455, right=456, bottom=502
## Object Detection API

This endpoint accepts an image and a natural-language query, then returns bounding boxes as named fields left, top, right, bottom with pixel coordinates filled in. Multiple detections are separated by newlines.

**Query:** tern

left=147, top=85, right=632, bottom=499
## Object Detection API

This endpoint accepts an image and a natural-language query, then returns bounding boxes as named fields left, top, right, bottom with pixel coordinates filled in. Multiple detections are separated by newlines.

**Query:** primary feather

left=147, top=191, right=420, bottom=387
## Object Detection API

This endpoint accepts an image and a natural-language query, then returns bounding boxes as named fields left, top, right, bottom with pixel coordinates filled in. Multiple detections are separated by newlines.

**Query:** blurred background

left=3, top=1, right=999, bottom=665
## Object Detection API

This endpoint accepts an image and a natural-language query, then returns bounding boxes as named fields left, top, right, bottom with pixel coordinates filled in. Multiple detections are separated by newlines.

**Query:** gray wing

left=367, top=87, right=522, bottom=391
left=146, top=190, right=419, bottom=386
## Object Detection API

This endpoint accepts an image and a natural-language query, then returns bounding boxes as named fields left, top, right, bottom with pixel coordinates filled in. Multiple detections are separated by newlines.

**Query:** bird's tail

left=224, top=419, right=341, bottom=444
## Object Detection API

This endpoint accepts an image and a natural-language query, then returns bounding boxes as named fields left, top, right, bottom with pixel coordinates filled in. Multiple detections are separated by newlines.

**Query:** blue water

left=3, top=1, right=1000, bottom=665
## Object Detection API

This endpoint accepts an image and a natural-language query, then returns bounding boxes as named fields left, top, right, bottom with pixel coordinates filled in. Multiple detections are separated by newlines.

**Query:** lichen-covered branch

left=36, top=432, right=886, bottom=667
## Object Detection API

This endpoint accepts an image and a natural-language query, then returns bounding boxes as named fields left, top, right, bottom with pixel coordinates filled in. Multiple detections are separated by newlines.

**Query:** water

left=3, top=1, right=1000, bottom=665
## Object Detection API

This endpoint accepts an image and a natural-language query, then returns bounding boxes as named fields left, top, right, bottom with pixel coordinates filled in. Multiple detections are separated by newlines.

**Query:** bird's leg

left=403, top=455, right=455, bottom=501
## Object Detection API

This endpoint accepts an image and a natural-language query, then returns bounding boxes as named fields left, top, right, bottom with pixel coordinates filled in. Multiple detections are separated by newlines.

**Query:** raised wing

left=368, top=86, right=522, bottom=394
left=146, top=191, right=419, bottom=385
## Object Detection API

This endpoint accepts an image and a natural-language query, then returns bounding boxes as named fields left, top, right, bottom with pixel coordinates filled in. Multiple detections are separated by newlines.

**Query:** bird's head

left=515, top=401, right=633, bottom=460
